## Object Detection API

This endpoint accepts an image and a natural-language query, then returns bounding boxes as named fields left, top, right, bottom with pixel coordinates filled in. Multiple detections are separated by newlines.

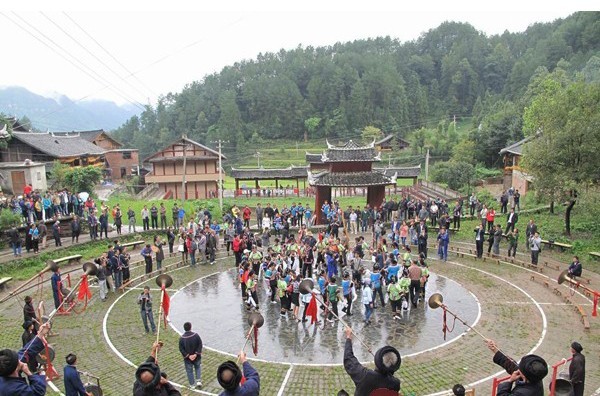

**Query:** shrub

left=0, top=210, right=22, bottom=230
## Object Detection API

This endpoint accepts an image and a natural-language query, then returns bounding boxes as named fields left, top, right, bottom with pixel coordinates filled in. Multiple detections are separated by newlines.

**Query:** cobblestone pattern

left=1, top=243, right=599, bottom=396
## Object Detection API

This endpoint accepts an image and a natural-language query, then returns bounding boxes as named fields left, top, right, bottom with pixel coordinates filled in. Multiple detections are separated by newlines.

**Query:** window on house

left=122, top=152, right=132, bottom=159
left=120, top=167, right=127, bottom=178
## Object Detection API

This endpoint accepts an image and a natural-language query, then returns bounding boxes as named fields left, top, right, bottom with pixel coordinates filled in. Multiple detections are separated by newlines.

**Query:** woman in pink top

left=399, top=221, right=409, bottom=247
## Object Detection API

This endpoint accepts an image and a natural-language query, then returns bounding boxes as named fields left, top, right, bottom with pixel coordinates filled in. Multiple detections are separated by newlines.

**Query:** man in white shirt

left=362, top=280, right=374, bottom=325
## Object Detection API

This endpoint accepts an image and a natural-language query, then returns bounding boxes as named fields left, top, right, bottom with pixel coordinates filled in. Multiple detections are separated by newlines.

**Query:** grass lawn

left=451, top=201, right=600, bottom=275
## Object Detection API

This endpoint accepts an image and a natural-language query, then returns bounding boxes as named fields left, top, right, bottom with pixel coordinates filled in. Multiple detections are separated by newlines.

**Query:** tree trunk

left=304, top=131, right=308, bottom=143
left=565, top=199, right=576, bottom=236
left=549, top=201, right=554, bottom=214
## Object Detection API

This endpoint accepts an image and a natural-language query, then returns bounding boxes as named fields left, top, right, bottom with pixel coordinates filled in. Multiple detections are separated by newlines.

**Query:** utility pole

left=181, top=135, right=189, bottom=207
left=425, top=148, right=430, bottom=181
left=453, top=114, right=457, bottom=134
left=210, top=139, right=228, bottom=211
left=217, top=140, right=225, bottom=211
left=254, top=151, right=262, bottom=168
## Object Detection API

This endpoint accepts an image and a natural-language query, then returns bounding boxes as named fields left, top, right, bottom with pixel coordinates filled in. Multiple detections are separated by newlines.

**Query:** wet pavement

left=169, top=269, right=479, bottom=364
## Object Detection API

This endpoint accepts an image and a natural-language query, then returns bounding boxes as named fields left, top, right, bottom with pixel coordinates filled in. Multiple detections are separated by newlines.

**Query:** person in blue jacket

left=63, top=353, right=90, bottom=396
left=50, top=266, right=62, bottom=309
left=0, top=323, right=50, bottom=396
left=217, top=351, right=259, bottom=396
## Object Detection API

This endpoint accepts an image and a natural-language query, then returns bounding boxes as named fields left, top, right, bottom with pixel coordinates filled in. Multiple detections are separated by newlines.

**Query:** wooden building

left=1, top=131, right=105, bottom=168
left=230, top=166, right=308, bottom=196
left=144, top=136, right=226, bottom=200
left=308, top=140, right=396, bottom=224
left=77, top=130, right=140, bottom=181
left=375, top=134, right=410, bottom=152
left=499, top=135, right=537, bottom=195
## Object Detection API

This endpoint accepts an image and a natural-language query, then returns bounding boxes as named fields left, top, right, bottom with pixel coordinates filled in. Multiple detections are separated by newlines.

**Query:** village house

left=499, top=135, right=537, bottom=194
left=77, top=130, right=140, bottom=181
left=143, top=136, right=226, bottom=200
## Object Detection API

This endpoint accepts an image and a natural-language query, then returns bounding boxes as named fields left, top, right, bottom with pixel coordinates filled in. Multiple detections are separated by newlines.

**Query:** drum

left=84, top=384, right=103, bottom=396
left=61, top=287, right=74, bottom=303
left=36, top=344, right=55, bottom=364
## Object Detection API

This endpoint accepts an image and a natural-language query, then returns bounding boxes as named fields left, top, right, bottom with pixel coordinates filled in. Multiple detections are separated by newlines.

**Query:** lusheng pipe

left=0, top=261, right=59, bottom=303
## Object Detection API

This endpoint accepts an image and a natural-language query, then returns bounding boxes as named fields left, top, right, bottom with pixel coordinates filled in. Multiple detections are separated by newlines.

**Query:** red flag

left=77, top=275, right=91, bottom=301
left=252, top=325, right=258, bottom=355
left=161, top=285, right=170, bottom=328
left=306, top=294, right=318, bottom=324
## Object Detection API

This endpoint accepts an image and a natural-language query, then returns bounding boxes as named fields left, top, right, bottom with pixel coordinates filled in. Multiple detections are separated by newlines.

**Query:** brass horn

left=0, top=260, right=60, bottom=303
left=427, top=292, right=491, bottom=342
left=299, top=278, right=316, bottom=294
left=557, top=270, right=571, bottom=285
left=156, top=274, right=173, bottom=288
left=299, top=278, right=374, bottom=356
left=83, top=262, right=99, bottom=277
left=247, top=312, right=265, bottom=328
left=556, top=270, right=599, bottom=317
left=428, top=293, right=444, bottom=309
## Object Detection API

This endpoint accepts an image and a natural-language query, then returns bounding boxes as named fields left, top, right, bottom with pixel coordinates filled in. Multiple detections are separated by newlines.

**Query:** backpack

left=191, top=240, right=198, bottom=252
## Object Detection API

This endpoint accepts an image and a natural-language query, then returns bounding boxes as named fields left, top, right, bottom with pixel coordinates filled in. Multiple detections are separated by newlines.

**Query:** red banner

left=161, top=285, right=170, bottom=328
left=77, top=275, right=91, bottom=301
left=306, top=294, right=318, bottom=324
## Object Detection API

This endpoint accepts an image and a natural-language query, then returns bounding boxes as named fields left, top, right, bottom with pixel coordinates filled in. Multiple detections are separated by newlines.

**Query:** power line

left=62, top=12, right=157, bottom=99
left=40, top=12, right=152, bottom=104
left=3, top=12, right=145, bottom=112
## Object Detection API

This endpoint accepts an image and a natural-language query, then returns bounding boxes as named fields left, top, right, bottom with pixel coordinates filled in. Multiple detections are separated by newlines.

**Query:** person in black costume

left=486, top=339, right=547, bottom=396
left=342, top=327, right=401, bottom=396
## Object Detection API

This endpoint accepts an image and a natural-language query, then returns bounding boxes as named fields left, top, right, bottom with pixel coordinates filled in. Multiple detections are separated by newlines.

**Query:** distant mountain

left=0, top=86, right=139, bottom=131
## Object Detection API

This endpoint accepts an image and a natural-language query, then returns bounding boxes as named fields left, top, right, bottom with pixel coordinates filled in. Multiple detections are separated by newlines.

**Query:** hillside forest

left=111, top=12, right=600, bottom=171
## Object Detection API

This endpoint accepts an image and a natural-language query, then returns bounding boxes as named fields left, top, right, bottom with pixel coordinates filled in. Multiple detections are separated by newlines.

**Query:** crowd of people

left=0, top=183, right=591, bottom=395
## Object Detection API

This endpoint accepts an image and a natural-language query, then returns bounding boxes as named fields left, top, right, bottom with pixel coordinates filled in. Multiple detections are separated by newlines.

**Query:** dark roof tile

left=231, top=166, right=308, bottom=179
left=11, top=131, right=105, bottom=158
left=309, top=171, right=393, bottom=187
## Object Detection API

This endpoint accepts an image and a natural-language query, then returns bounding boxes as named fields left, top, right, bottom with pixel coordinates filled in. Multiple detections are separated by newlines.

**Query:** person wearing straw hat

left=569, top=341, right=585, bottom=396
left=133, top=342, right=181, bottom=396
left=217, top=351, right=259, bottom=396
left=342, top=327, right=401, bottom=395
left=486, top=339, right=548, bottom=395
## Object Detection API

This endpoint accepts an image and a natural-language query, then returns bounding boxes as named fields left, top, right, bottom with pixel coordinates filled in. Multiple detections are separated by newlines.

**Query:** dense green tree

left=107, top=12, right=600, bottom=167
left=522, top=76, right=600, bottom=235
left=304, top=117, right=321, bottom=142
left=361, top=126, right=383, bottom=143
left=431, top=161, right=475, bottom=191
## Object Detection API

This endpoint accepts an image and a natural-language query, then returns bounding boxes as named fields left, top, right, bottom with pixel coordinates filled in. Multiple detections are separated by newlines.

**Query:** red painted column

left=314, top=186, right=331, bottom=225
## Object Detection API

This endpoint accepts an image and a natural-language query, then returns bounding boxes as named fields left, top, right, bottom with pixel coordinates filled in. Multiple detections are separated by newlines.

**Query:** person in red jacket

left=242, top=206, right=252, bottom=229
left=232, top=235, right=242, bottom=266
left=486, top=207, right=496, bottom=233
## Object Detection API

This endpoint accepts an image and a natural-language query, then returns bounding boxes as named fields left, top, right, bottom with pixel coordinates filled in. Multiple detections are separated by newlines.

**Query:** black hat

left=134, top=359, right=161, bottom=391
left=452, top=384, right=466, bottom=396
left=571, top=342, right=583, bottom=353
left=518, top=354, right=548, bottom=383
left=217, top=360, right=242, bottom=391
left=374, top=345, right=401, bottom=375
left=0, top=349, right=19, bottom=376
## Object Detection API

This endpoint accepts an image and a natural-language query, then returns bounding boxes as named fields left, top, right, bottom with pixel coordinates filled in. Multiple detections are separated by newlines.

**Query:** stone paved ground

left=1, top=240, right=599, bottom=395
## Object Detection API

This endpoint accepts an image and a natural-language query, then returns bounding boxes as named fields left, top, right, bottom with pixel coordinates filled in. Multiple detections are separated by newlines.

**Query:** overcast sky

left=0, top=1, right=595, bottom=107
